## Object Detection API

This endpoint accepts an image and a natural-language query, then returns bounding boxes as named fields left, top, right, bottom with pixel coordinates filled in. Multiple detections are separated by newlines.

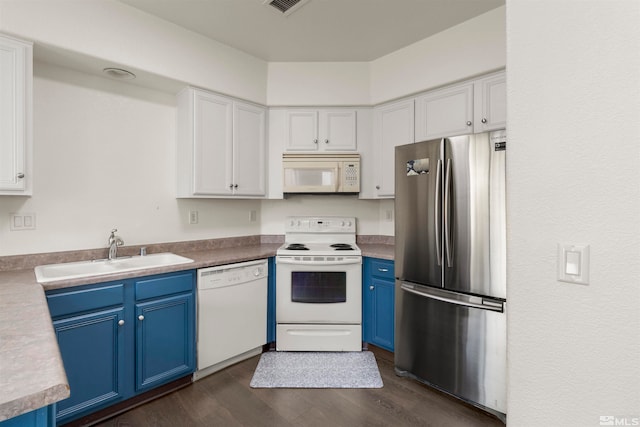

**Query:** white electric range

left=275, top=216, right=362, bottom=351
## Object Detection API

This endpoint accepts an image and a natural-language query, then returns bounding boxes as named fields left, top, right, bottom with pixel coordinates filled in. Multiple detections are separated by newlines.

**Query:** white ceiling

left=117, top=0, right=504, bottom=62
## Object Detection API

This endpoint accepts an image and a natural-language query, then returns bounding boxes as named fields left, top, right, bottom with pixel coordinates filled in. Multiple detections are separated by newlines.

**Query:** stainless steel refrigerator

left=394, top=130, right=507, bottom=422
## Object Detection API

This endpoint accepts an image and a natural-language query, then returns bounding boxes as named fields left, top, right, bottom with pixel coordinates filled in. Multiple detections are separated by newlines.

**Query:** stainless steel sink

left=34, top=253, right=194, bottom=283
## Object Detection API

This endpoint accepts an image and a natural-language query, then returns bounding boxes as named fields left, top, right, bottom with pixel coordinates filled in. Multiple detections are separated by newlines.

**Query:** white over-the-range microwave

left=282, top=153, right=360, bottom=194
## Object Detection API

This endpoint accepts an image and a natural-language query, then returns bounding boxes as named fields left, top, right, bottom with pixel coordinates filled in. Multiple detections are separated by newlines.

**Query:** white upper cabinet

left=368, top=99, right=414, bottom=198
left=473, top=71, right=506, bottom=132
left=285, top=109, right=357, bottom=151
left=414, top=82, right=474, bottom=141
left=232, top=101, right=266, bottom=196
left=177, top=88, right=266, bottom=198
left=191, top=91, right=233, bottom=196
left=285, top=110, right=317, bottom=151
left=414, top=70, right=506, bottom=141
left=319, top=110, right=357, bottom=151
left=0, top=34, right=32, bottom=195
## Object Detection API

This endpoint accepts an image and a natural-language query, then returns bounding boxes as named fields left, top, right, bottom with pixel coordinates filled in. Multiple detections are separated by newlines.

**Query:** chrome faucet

left=108, top=228, right=124, bottom=260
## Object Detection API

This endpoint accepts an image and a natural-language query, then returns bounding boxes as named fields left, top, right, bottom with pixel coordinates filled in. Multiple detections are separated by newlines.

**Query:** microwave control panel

left=341, top=161, right=360, bottom=192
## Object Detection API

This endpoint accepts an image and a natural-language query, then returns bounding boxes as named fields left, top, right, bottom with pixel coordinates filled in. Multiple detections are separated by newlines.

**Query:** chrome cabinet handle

left=118, top=320, right=125, bottom=326
left=375, top=185, right=380, bottom=190
left=481, top=118, right=487, bottom=123
left=324, top=139, right=329, bottom=144
left=229, top=184, right=234, bottom=189
left=313, top=139, right=318, bottom=144
left=138, top=315, right=144, bottom=321
left=17, top=173, right=25, bottom=179
left=369, top=285, right=374, bottom=291
left=466, top=121, right=472, bottom=126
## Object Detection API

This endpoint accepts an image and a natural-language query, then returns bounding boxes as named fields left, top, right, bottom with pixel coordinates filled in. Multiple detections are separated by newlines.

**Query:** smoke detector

left=264, top=0, right=311, bottom=16
left=102, top=67, right=136, bottom=80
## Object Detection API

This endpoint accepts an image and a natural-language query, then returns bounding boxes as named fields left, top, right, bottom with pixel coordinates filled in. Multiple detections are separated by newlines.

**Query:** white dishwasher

left=194, top=259, right=268, bottom=381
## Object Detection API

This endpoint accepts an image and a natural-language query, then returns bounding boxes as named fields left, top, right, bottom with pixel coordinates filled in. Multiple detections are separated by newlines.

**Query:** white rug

left=250, top=351, right=383, bottom=389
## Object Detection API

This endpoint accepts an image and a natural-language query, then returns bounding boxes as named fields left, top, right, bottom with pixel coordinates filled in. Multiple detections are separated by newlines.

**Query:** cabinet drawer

left=135, top=271, right=194, bottom=301
left=47, top=283, right=125, bottom=319
left=370, top=259, right=394, bottom=280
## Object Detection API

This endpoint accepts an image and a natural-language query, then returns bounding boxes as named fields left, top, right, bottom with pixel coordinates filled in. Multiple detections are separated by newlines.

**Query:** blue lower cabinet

left=46, top=270, right=196, bottom=425
left=0, top=405, right=55, bottom=427
left=53, top=307, right=126, bottom=424
left=135, top=293, right=195, bottom=392
left=363, top=258, right=395, bottom=352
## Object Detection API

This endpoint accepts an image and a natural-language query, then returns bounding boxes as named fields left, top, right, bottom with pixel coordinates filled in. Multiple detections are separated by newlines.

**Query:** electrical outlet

left=250, top=210, right=257, bottom=222
left=385, top=210, right=393, bottom=221
left=189, top=210, right=199, bottom=224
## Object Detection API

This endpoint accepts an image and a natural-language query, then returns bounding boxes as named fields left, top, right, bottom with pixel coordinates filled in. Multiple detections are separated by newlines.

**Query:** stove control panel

left=285, top=216, right=356, bottom=234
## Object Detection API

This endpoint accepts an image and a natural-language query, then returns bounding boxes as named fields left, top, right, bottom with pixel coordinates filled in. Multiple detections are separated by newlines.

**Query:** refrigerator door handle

left=444, top=158, right=453, bottom=267
left=434, top=159, right=443, bottom=266
left=400, top=281, right=504, bottom=313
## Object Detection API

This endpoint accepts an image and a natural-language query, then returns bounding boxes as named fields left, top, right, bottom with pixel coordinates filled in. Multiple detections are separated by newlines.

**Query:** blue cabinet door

left=52, top=307, right=126, bottom=424
left=370, top=277, right=395, bottom=351
left=135, top=293, right=195, bottom=392
left=363, top=258, right=395, bottom=352
left=0, top=405, right=54, bottom=427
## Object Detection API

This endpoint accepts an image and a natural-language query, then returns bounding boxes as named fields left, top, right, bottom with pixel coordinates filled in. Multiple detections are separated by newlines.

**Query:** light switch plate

left=557, top=244, right=590, bottom=285
left=10, top=213, right=36, bottom=231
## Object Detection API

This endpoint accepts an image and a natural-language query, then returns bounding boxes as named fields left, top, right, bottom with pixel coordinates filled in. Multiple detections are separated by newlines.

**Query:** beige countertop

left=0, top=268, right=70, bottom=421
left=0, top=241, right=393, bottom=421
left=358, top=243, right=394, bottom=261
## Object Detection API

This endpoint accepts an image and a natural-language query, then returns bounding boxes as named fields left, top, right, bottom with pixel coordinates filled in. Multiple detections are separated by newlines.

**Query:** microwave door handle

left=334, top=166, right=340, bottom=192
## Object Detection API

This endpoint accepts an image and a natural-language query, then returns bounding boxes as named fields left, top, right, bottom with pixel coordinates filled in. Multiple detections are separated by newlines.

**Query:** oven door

left=276, top=256, right=362, bottom=324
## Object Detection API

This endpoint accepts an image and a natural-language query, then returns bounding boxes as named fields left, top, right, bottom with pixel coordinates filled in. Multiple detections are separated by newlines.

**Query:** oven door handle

left=276, top=257, right=361, bottom=266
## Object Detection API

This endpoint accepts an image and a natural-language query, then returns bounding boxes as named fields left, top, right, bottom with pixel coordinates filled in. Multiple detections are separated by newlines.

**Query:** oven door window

left=291, top=272, right=346, bottom=303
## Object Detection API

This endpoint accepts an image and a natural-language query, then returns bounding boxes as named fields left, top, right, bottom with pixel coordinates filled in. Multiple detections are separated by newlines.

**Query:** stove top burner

left=330, top=243, right=354, bottom=250
left=285, top=243, right=309, bottom=250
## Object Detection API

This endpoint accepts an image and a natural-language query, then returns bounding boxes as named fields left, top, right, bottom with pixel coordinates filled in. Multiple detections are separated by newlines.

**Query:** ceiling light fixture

left=102, top=67, right=136, bottom=80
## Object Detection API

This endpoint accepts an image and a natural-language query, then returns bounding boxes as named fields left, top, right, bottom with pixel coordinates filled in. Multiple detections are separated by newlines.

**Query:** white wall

left=265, top=7, right=506, bottom=107
left=0, top=0, right=268, bottom=103
left=506, top=1, right=640, bottom=426
left=260, top=196, right=383, bottom=236
left=267, top=62, right=370, bottom=106
left=370, top=6, right=505, bottom=104
left=0, top=62, right=260, bottom=256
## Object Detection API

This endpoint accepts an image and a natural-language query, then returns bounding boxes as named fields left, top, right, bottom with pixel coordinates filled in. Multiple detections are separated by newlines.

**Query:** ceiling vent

left=264, top=0, right=311, bottom=16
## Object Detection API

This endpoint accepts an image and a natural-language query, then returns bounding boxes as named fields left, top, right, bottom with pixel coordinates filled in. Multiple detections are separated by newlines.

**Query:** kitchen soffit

left=117, top=0, right=504, bottom=62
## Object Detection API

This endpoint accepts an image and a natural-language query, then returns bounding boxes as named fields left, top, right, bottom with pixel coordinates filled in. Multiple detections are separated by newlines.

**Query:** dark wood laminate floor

left=95, top=346, right=504, bottom=427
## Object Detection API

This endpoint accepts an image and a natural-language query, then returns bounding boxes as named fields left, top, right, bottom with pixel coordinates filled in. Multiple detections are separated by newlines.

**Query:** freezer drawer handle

left=400, top=282, right=503, bottom=313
